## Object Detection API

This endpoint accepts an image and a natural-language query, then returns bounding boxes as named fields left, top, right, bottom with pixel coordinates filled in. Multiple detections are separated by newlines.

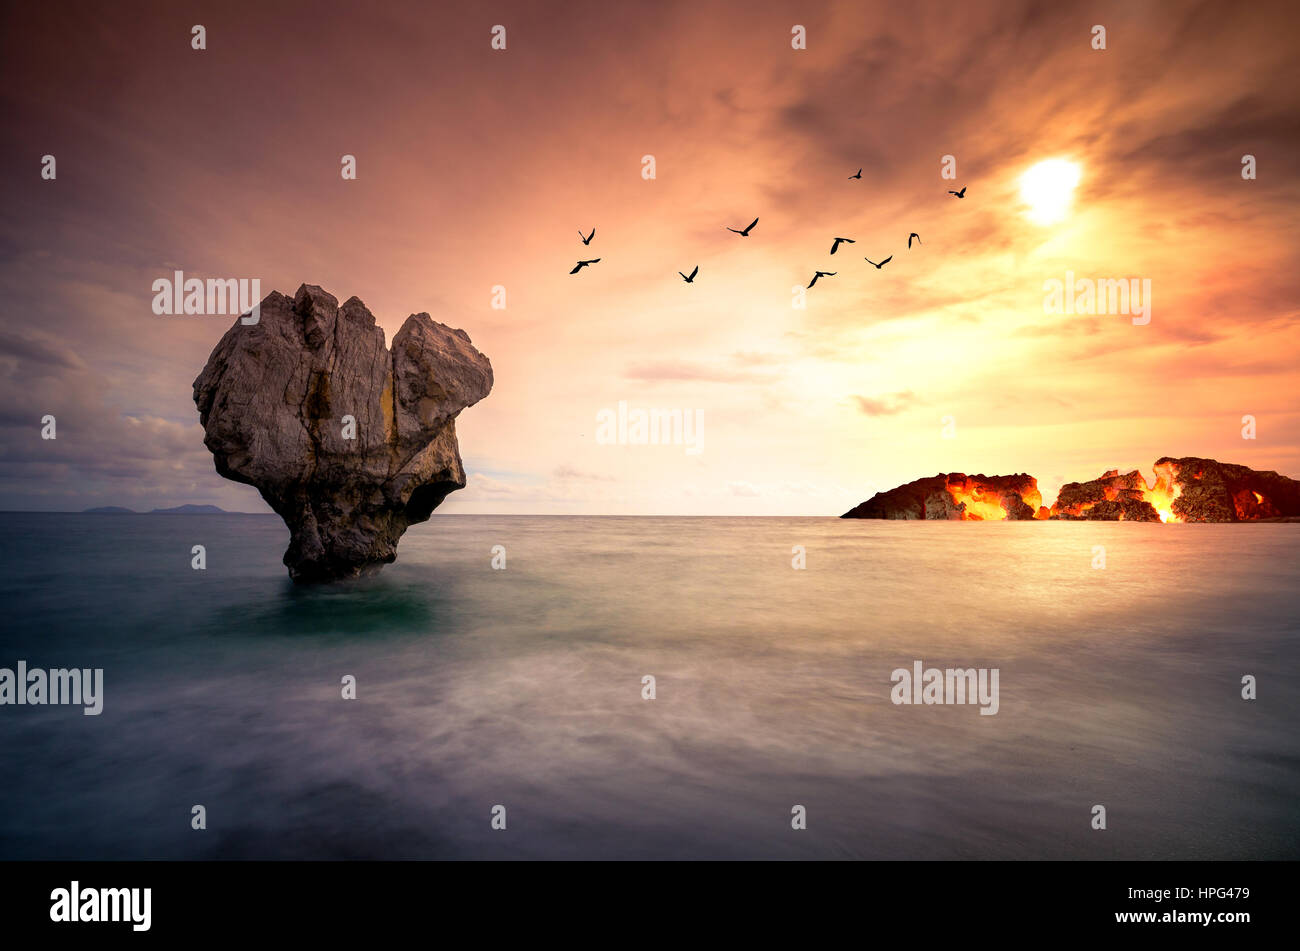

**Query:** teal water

left=0, top=513, right=1296, bottom=859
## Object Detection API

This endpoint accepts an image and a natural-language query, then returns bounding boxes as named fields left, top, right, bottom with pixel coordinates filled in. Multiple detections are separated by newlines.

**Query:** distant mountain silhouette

left=83, top=504, right=230, bottom=514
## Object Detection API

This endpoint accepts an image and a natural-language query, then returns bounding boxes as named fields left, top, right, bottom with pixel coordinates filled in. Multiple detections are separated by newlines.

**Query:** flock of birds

left=569, top=173, right=968, bottom=288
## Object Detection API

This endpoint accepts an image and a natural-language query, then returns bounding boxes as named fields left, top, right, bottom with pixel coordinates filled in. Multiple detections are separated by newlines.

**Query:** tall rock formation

left=193, top=284, right=493, bottom=582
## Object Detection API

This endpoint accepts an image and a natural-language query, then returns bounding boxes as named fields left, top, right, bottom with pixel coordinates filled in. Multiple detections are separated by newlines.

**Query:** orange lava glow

left=947, top=485, right=1009, bottom=520
left=1142, top=461, right=1184, bottom=523
left=1047, top=463, right=1189, bottom=521
left=946, top=479, right=1043, bottom=520
left=1233, top=489, right=1274, bottom=519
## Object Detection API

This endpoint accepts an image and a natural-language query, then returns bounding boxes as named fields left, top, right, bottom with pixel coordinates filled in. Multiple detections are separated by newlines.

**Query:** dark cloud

left=0, top=329, right=86, bottom=370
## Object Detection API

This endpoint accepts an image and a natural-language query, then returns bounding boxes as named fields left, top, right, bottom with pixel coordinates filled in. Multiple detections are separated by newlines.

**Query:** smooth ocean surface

left=0, top=513, right=1296, bottom=859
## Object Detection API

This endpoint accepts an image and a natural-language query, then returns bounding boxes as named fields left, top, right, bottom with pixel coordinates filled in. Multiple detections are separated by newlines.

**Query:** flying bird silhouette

left=908, top=233, right=921, bottom=248
left=830, top=237, right=855, bottom=255
left=948, top=186, right=967, bottom=198
left=727, top=217, right=759, bottom=236
left=679, top=265, right=699, bottom=283
left=579, top=228, right=595, bottom=245
left=807, top=271, right=837, bottom=288
left=864, top=256, right=892, bottom=269
left=569, top=258, right=600, bottom=274
left=848, top=169, right=862, bottom=179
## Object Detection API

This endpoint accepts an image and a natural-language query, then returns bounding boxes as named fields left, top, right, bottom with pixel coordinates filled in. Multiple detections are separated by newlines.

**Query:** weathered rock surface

left=841, top=473, right=1041, bottom=520
left=193, top=284, right=493, bottom=582
left=1081, top=498, right=1160, bottom=521
left=1051, top=469, right=1160, bottom=521
left=1159, top=456, right=1300, bottom=522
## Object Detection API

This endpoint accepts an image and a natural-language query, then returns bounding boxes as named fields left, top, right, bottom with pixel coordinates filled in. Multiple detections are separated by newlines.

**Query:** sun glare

left=1020, top=158, right=1081, bottom=225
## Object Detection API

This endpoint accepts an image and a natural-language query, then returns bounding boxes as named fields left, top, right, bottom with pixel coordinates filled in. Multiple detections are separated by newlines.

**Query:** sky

left=1, top=0, right=1297, bottom=514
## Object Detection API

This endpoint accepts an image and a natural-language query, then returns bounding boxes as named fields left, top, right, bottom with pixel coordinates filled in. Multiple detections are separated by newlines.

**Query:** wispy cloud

left=851, top=391, right=921, bottom=417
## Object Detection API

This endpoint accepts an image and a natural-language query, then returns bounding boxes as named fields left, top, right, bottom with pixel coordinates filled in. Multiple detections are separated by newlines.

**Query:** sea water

left=0, top=513, right=1296, bottom=859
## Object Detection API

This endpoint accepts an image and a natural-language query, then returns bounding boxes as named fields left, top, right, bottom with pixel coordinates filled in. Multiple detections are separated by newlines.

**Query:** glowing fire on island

left=1047, top=461, right=1184, bottom=523
left=841, top=457, right=1300, bottom=522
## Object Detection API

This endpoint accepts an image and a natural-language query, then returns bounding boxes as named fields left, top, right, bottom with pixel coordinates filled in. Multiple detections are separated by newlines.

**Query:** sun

left=1019, top=159, right=1081, bottom=225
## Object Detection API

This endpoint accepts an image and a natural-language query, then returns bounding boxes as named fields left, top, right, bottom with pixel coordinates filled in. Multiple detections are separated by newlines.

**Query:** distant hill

left=81, top=504, right=231, bottom=514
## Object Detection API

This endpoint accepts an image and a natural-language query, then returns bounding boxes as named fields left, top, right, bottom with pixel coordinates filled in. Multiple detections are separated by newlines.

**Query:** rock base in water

left=193, top=284, right=493, bottom=582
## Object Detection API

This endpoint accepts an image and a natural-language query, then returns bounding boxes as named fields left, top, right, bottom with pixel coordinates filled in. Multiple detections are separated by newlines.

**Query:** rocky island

left=843, top=457, right=1300, bottom=522
left=194, top=284, right=493, bottom=582
left=841, top=473, right=1044, bottom=521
